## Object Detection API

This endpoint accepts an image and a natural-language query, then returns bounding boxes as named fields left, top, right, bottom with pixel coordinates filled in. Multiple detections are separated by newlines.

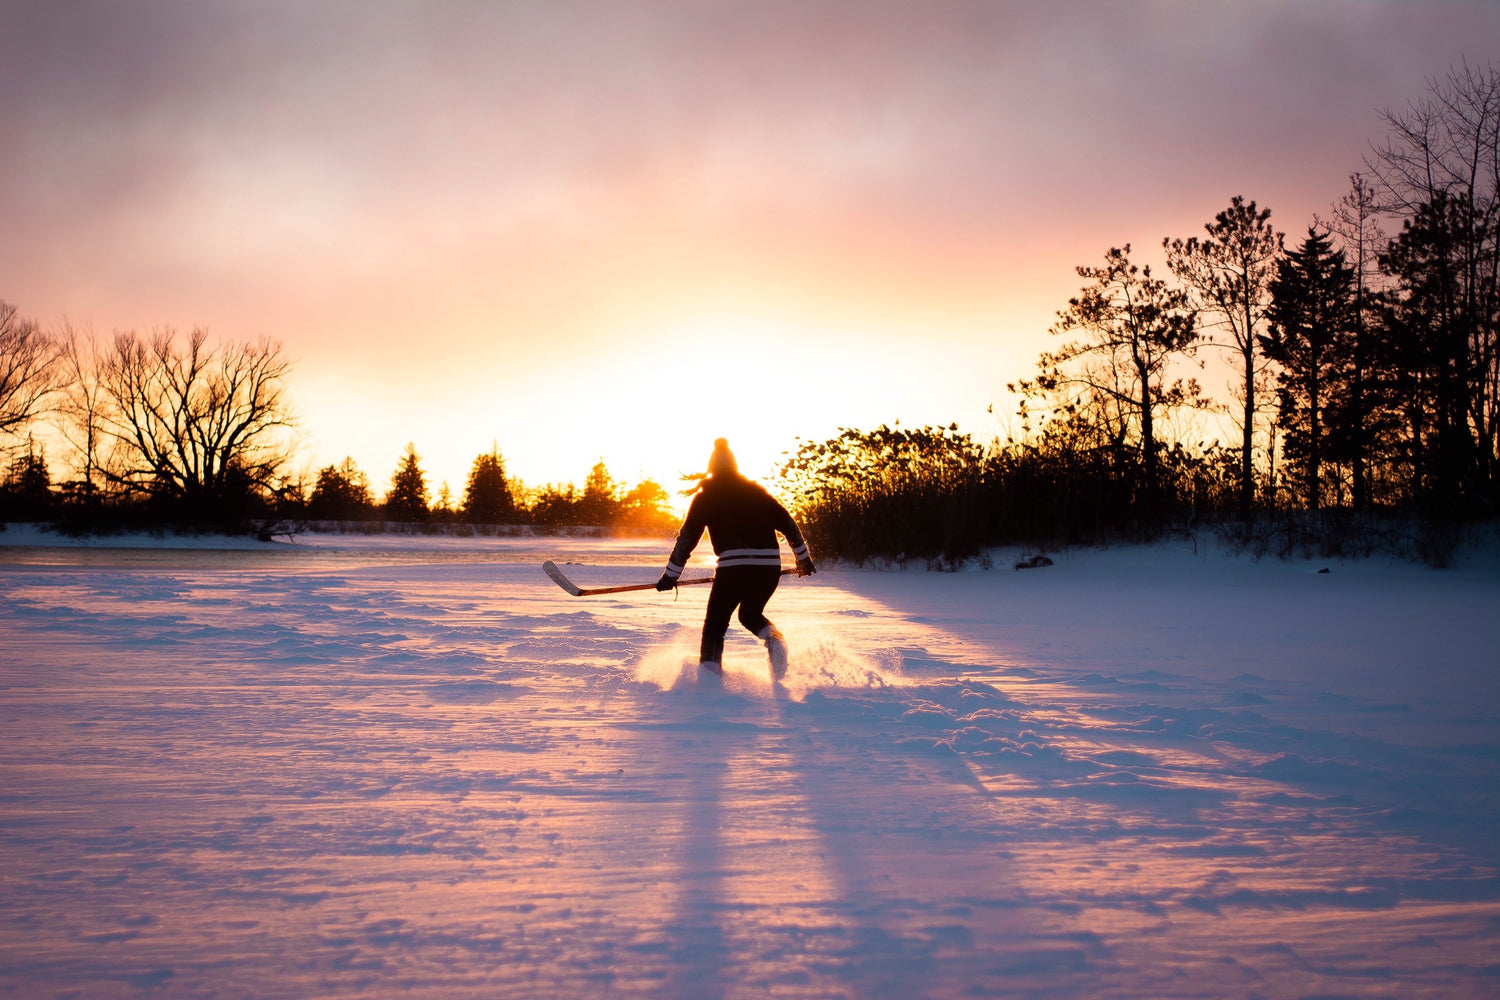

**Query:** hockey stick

left=542, top=560, right=793, bottom=597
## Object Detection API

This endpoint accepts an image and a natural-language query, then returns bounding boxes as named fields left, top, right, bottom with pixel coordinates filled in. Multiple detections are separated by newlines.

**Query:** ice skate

left=758, top=625, right=789, bottom=680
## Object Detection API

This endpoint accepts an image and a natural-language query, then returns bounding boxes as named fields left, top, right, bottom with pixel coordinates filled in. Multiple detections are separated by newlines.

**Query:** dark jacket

left=664, top=473, right=810, bottom=579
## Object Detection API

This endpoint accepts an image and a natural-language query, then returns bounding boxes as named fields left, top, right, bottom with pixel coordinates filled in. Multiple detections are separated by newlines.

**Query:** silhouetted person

left=657, top=438, right=816, bottom=678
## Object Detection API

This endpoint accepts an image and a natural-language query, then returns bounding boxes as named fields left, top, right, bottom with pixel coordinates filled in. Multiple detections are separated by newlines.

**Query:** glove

left=796, top=557, right=817, bottom=577
left=655, top=573, right=676, bottom=592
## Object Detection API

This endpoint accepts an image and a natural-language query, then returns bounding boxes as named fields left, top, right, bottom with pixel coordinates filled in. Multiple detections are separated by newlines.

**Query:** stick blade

left=542, top=560, right=582, bottom=596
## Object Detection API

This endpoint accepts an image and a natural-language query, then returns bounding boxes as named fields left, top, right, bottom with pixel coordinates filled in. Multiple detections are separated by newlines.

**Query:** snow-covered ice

left=1, top=531, right=1496, bottom=998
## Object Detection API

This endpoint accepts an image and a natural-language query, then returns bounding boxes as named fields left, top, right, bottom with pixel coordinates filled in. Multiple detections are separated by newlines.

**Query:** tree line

left=0, top=314, right=675, bottom=535
left=780, top=63, right=1500, bottom=564
left=307, top=445, right=676, bottom=534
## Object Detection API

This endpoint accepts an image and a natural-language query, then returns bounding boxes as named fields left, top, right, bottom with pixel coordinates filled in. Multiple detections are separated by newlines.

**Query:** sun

left=554, top=313, right=815, bottom=495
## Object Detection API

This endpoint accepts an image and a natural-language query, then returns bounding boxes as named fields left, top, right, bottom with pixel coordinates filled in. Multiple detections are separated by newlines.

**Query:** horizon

left=3, top=1, right=1497, bottom=496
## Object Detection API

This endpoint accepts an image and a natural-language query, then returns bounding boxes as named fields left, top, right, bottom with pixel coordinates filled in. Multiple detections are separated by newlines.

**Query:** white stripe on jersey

left=716, top=547, right=783, bottom=568
left=717, top=547, right=781, bottom=560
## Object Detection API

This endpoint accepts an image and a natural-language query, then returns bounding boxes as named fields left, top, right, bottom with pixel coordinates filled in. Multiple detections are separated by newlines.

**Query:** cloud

left=2, top=0, right=1497, bottom=486
left=4, top=0, right=1492, bottom=257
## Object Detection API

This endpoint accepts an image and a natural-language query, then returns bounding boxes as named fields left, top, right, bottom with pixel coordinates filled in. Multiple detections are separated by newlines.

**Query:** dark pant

left=699, top=565, right=782, bottom=664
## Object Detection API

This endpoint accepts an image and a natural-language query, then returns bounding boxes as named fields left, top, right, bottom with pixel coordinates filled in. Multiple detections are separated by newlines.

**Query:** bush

left=777, top=424, right=1234, bottom=564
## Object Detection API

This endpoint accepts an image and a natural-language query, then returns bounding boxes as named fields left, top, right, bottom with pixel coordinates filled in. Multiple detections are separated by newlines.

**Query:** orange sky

left=3, top=1, right=1496, bottom=498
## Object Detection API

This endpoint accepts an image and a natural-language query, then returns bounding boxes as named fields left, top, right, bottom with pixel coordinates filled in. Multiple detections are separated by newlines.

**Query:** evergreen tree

left=1321, top=174, right=1388, bottom=509
left=1367, top=61, right=1500, bottom=516
left=0, top=437, right=52, bottom=520
left=616, top=478, right=676, bottom=533
left=385, top=443, right=430, bottom=521
left=576, top=459, right=620, bottom=525
left=1263, top=228, right=1356, bottom=509
left=308, top=457, right=373, bottom=520
left=462, top=444, right=514, bottom=523
left=1380, top=194, right=1489, bottom=516
left=529, top=484, right=578, bottom=526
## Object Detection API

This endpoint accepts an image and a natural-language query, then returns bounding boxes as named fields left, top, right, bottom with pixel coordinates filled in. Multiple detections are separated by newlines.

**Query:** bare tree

left=1366, top=60, right=1500, bottom=217
left=52, top=321, right=112, bottom=496
left=0, top=300, right=59, bottom=440
left=98, top=327, right=295, bottom=511
left=1165, top=197, right=1283, bottom=521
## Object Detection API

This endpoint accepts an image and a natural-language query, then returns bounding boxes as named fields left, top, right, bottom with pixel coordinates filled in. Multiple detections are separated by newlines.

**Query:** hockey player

left=656, top=438, right=816, bottom=678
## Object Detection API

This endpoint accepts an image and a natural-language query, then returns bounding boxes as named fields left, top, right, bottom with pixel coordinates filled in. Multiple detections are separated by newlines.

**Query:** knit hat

left=707, top=438, right=738, bottom=476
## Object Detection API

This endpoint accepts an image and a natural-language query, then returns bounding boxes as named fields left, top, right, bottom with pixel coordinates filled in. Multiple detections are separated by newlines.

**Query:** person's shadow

left=658, top=682, right=753, bottom=1000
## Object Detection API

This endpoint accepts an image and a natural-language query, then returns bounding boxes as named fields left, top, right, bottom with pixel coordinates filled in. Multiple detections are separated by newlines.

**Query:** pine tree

left=1165, top=196, right=1283, bottom=520
left=462, top=444, right=514, bottom=523
left=0, top=437, right=52, bottom=520
left=385, top=443, right=430, bottom=521
left=1366, top=61, right=1500, bottom=515
left=1039, top=245, right=1199, bottom=511
left=12, top=442, right=49, bottom=501
left=1321, top=174, right=1387, bottom=509
left=617, top=479, right=676, bottom=533
left=529, top=484, right=577, bottom=526
left=1380, top=194, right=1488, bottom=516
left=577, top=460, right=620, bottom=526
left=308, top=457, right=373, bottom=520
left=1262, top=228, right=1356, bottom=509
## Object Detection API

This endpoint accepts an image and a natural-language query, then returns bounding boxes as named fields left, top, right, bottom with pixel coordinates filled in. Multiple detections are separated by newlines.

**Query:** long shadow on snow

left=661, top=702, right=737, bottom=1000
left=616, top=678, right=768, bottom=1000
left=776, top=683, right=1110, bottom=997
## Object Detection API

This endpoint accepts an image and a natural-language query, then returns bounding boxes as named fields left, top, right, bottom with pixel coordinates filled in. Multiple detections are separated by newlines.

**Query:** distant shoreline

left=0, top=520, right=674, bottom=550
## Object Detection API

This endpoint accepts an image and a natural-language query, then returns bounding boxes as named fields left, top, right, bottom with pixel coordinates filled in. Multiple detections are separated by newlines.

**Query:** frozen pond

left=1, top=532, right=1497, bottom=997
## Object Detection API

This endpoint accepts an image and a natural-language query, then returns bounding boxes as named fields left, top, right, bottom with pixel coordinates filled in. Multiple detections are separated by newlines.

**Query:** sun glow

left=509, top=311, right=862, bottom=500
left=291, top=289, right=1027, bottom=513
left=280, top=197, right=1038, bottom=510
